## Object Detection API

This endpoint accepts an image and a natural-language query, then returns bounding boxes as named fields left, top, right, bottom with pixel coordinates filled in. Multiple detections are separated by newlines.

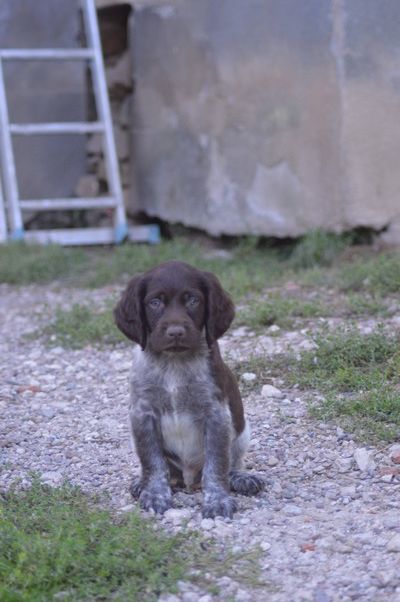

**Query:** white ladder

left=0, top=0, right=152, bottom=245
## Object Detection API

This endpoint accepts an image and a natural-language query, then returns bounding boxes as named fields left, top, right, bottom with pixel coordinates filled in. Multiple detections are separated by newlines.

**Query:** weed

left=290, top=230, right=350, bottom=270
left=239, top=293, right=325, bottom=330
left=339, top=251, right=400, bottom=294
left=310, top=387, right=400, bottom=442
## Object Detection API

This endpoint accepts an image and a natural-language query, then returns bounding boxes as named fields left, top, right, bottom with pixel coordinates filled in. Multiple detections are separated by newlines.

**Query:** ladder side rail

left=0, top=59, right=23, bottom=239
left=82, top=0, right=127, bottom=243
left=0, top=170, right=8, bottom=242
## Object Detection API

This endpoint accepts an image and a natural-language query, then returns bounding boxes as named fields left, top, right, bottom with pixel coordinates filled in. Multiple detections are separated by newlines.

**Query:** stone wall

left=129, top=0, right=400, bottom=238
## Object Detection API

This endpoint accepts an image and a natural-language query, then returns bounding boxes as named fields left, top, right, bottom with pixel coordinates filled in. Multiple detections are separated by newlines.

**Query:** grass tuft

left=339, top=251, right=400, bottom=294
left=42, top=304, right=125, bottom=348
left=275, top=328, right=400, bottom=442
left=0, top=242, right=88, bottom=285
left=290, top=230, right=350, bottom=270
left=239, top=293, right=325, bottom=330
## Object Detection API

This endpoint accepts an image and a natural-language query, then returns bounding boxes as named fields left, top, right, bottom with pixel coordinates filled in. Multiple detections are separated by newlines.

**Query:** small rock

left=267, top=456, right=279, bottom=467
left=389, top=444, right=400, bottom=465
left=335, top=458, right=353, bottom=473
left=340, top=485, right=356, bottom=498
left=158, top=595, right=180, bottom=602
left=231, top=326, right=249, bottom=338
left=40, top=407, right=57, bottom=419
left=283, top=504, right=302, bottom=515
left=74, top=174, right=99, bottom=198
left=380, top=474, right=394, bottom=483
left=182, top=593, right=200, bottom=602
left=203, top=249, right=233, bottom=261
left=120, top=504, right=135, bottom=512
left=314, top=590, right=331, bottom=602
left=41, top=470, right=63, bottom=485
left=261, top=384, right=283, bottom=399
left=163, top=508, right=192, bottom=525
left=241, top=372, right=257, bottom=382
left=387, top=534, right=400, bottom=552
left=106, top=51, right=132, bottom=91
left=260, top=541, right=271, bottom=551
left=354, top=448, right=376, bottom=472
left=86, top=134, right=103, bottom=155
left=200, top=518, right=215, bottom=530
left=268, top=325, right=280, bottom=334
left=235, top=589, right=251, bottom=602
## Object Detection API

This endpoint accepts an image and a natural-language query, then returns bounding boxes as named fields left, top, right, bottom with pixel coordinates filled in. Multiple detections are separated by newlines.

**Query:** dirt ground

left=1, top=282, right=400, bottom=602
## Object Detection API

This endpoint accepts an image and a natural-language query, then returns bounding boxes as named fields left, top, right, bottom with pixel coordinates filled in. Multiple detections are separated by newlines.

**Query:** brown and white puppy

left=114, top=260, right=264, bottom=518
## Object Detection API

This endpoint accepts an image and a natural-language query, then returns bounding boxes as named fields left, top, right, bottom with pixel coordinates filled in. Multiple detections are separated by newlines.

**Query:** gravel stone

left=354, top=448, right=376, bottom=472
left=241, top=372, right=257, bottom=382
left=387, top=534, right=400, bottom=552
left=260, top=384, right=283, bottom=399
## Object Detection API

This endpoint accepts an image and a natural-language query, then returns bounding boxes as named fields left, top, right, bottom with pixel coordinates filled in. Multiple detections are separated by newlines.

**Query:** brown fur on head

left=113, top=261, right=235, bottom=352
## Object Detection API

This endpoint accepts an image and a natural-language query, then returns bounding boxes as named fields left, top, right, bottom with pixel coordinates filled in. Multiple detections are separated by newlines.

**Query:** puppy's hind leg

left=129, top=476, right=143, bottom=499
left=229, top=421, right=265, bottom=496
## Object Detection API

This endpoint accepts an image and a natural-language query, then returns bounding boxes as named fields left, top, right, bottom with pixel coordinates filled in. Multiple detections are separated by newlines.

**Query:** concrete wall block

left=129, top=0, right=400, bottom=236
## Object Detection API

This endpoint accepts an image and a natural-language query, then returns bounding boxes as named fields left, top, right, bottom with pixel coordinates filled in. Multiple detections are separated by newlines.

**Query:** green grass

left=0, top=238, right=284, bottom=301
left=0, top=480, right=263, bottom=602
left=238, top=293, right=325, bottom=330
left=41, top=304, right=125, bottom=348
left=0, top=481, right=189, bottom=601
left=310, top=387, right=400, bottom=443
left=290, top=328, right=399, bottom=392
left=0, top=243, right=88, bottom=285
left=344, top=293, right=388, bottom=317
left=274, top=328, right=400, bottom=441
left=339, top=251, right=400, bottom=294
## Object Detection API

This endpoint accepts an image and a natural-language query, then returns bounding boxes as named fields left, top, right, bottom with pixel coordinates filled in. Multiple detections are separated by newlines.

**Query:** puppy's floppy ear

left=114, top=275, right=147, bottom=348
left=201, top=271, right=235, bottom=346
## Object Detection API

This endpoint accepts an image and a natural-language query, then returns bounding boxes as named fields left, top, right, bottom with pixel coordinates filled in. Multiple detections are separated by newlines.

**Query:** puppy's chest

left=160, top=363, right=215, bottom=411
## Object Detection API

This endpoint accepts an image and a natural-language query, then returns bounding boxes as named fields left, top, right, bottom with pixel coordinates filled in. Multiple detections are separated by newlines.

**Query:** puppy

left=114, top=260, right=264, bottom=518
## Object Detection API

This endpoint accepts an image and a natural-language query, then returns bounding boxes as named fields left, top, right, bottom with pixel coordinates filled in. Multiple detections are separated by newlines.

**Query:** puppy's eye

left=186, top=295, right=199, bottom=307
left=148, top=298, right=162, bottom=310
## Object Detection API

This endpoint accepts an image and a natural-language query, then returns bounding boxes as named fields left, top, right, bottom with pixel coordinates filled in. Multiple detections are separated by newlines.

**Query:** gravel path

left=1, top=283, right=400, bottom=602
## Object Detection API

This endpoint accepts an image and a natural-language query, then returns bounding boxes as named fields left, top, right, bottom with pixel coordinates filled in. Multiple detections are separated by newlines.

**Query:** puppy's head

left=114, top=260, right=234, bottom=353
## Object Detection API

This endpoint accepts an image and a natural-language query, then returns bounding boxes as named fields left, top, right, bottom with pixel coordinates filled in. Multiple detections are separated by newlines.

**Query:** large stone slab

left=130, top=0, right=400, bottom=237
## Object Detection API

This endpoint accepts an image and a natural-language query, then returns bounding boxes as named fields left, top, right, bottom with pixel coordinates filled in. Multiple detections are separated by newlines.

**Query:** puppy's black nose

left=166, top=324, right=185, bottom=339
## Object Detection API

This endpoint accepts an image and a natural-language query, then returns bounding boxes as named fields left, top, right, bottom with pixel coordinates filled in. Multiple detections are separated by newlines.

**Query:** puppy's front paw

left=202, top=492, right=237, bottom=519
left=139, top=486, right=172, bottom=514
left=229, top=471, right=265, bottom=496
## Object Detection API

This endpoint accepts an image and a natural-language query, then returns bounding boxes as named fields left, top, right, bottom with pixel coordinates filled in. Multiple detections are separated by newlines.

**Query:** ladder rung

left=19, top=197, right=116, bottom=211
left=0, top=49, right=94, bottom=61
left=9, top=122, right=105, bottom=135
